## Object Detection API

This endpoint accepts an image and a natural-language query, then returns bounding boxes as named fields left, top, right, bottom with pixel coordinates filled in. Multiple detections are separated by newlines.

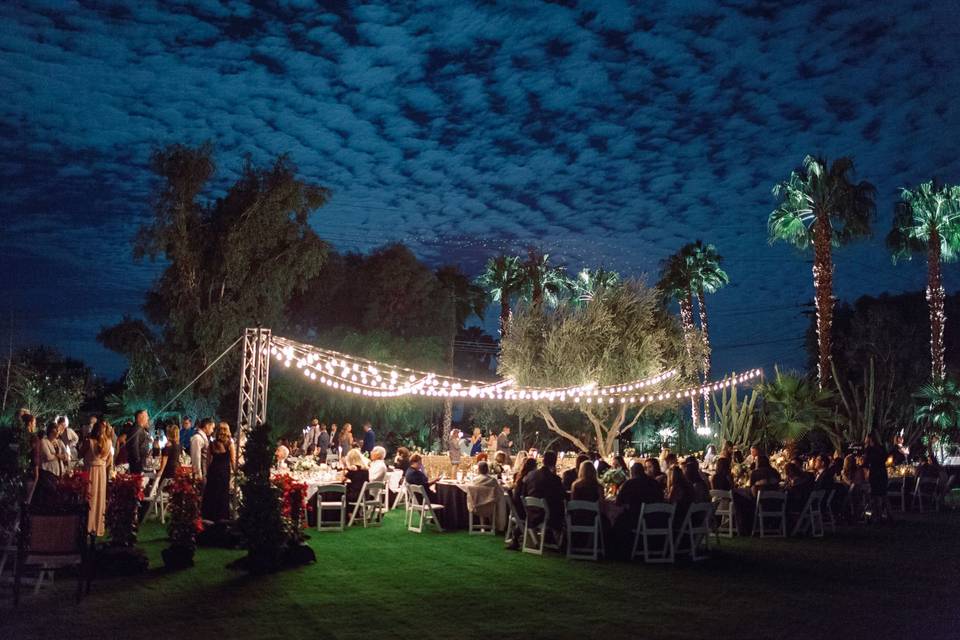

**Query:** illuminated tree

left=498, top=280, right=684, bottom=456
left=518, top=248, right=567, bottom=310
left=887, top=181, right=960, bottom=380
left=769, top=155, right=876, bottom=387
left=657, top=248, right=701, bottom=426
left=684, top=241, right=729, bottom=381
left=567, top=268, right=620, bottom=306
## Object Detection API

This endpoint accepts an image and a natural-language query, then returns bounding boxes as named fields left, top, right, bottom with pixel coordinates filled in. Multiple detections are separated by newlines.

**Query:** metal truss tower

left=237, top=327, right=271, bottom=434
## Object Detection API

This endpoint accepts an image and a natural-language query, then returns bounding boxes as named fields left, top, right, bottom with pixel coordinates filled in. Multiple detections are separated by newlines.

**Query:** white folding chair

left=631, top=503, right=675, bottom=563
left=406, top=484, right=444, bottom=533
left=674, top=502, right=713, bottom=561
left=912, top=477, right=940, bottom=512
left=141, top=474, right=163, bottom=522
left=465, top=486, right=496, bottom=535
left=503, top=488, right=525, bottom=544
left=791, top=489, right=825, bottom=537
left=564, top=500, right=604, bottom=561
left=709, top=489, right=735, bottom=539
left=316, top=484, right=347, bottom=532
left=348, top=481, right=386, bottom=528
left=521, top=497, right=561, bottom=555
left=887, top=478, right=907, bottom=512
left=753, top=490, right=787, bottom=538
left=822, top=488, right=837, bottom=533
left=386, top=470, right=406, bottom=510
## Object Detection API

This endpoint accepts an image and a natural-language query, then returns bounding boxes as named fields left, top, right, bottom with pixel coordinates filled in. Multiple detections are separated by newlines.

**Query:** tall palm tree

left=519, top=248, right=566, bottom=309
left=769, top=155, right=876, bottom=387
left=683, top=241, right=729, bottom=381
left=436, top=265, right=488, bottom=434
left=475, top=254, right=524, bottom=337
left=567, top=267, right=620, bottom=305
left=887, top=181, right=960, bottom=380
left=658, top=249, right=700, bottom=426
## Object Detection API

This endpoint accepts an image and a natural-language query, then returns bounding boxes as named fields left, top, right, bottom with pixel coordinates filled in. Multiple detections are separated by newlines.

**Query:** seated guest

left=711, top=457, right=735, bottom=491
left=343, top=448, right=370, bottom=505
left=593, top=451, right=610, bottom=476
left=749, top=455, right=781, bottom=495
left=394, top=446, right=411, bottom=474
left=841, top=454, right=865, bottom=487
left=617, top=463, right=665, bottom=514
left=666, top=465, right=693, bottom=525
left=612, top=455, right=628, bottom=472
left=663, top=452, right=678, bottom=470
left=563, top=453, right=590, bottom=492
left=275, top=438, right=290, bottom=466
left=710, top=457, right=752, bottom=535
left=812, top=454, right=836, bottom=490
left=512, top=451, right=529, bottom=475
left=703, top=444, right=718, bottom=469
left=784, top=462, right=813, bottom=512
left=720, top=440, right=735, bottom=460
left=506, top=458, right=538, bottom=550
left=918, top=455, right=941, bottom=479
left=644, top=458, right=667, bottom=487
left=682, top=457, right=710, bottom=502
left=489, top=451, right=508, bottom=476
left=470, top=461, right=500, bottom=488
left=368, top=446, right=387, bottom=483
left=404, top=453, right=437, bottom=502
left=570, top=460, right=604, bottom=501
left=522, top=451, right=566, bottom=532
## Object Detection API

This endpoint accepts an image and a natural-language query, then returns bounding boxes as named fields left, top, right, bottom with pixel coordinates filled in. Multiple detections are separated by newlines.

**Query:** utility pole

left=1, top=313, right=12, bottom=413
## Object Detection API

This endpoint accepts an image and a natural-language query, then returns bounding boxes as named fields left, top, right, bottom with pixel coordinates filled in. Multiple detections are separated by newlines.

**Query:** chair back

left=407, top=483, right=429, bottom=506
left=317, top=483, right=346, bottom=496
left=386, top=469, right=403, bottom=493
left=364, top=481, right=386, bottom=502
left=523, top=496, right=550, bottom=524
left=709, top=489, right=733, bottom=507
left=756, top=490, right=787, bottom=509
left=639, top=502, right=675, bottom=531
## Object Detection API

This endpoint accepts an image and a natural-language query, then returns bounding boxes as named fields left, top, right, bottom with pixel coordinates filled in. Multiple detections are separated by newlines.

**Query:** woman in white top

left=368, top=446, right=387, bottom=482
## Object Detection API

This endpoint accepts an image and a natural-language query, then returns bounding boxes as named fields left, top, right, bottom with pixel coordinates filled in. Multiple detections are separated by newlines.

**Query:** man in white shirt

left=191, top=418, right=215, bottom=482
left=302, top=418, right=322, bottom=453
left=57, top=415, right=79, bottom=462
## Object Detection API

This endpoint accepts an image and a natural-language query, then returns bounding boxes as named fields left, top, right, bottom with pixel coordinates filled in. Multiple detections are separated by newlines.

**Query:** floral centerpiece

left=732, top=462, right=751, bottom=488
left=163, top=468, right=203, bottom=569
left=289, top=456, right=319, bottom=473
left=600, top=467, right=627, bottom=497
left=769, top=450, right=789, bottom=475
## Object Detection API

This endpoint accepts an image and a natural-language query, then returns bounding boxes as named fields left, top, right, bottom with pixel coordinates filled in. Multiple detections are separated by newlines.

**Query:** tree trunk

left=697, top=289, right=711, bottom=428
left=499, top=298, right=510, bottom=338
left=927, top=227, right=946, bottom=380
left=679, top=291, right=700, bottom=426
left=812, top=212, right=834, bottom=388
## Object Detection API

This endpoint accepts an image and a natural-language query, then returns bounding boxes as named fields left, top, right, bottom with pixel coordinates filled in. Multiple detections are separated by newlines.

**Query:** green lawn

left=3, top=509, right=960, bottom=640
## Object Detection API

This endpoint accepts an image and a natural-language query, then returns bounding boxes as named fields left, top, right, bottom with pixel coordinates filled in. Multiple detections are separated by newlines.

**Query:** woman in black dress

left=202, top=422, right=236, bottom=522
left=863, top=433, right=888, bottom=520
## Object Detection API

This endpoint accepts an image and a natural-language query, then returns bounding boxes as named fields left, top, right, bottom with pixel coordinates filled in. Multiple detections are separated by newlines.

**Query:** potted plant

left=101, top=472, right=148, bottom=575
left=162, top=468, right=202, bottom=569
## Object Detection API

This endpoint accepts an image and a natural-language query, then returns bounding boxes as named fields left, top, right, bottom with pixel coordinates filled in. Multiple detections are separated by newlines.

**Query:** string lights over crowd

left=269, top=336, right=762, bottom=407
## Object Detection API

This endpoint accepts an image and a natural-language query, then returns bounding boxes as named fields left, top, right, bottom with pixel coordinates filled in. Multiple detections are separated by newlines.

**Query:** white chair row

left=631, top=502, right=713, bottom=563
left=316, top=481, right=387, bottom=532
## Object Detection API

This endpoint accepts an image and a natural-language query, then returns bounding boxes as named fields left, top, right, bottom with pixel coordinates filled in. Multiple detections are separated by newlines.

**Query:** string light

left=268, top=336, right=763, bottom=406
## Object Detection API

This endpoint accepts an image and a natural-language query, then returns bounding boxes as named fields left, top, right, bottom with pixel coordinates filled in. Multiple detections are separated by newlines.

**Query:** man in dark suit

left=522, top=450, right=565, bottom=531
left=361, top=422, right=376, bottom=454
left=317, top=424, right=330, bottom=462
left=126, top=409, right=151, bottom=474
left=562, top=453, right=590, bottom=492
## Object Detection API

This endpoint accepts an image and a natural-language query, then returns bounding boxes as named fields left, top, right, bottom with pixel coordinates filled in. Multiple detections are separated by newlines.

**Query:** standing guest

left=522, top=450, right=566, bottom=533
left=35, top=422, right=67, bottom=506
left=178, top=417, right=193, bottom=455
left=563, top=454, right=591, bottom=492
left=666, top=465, right=694, bottom=525
left=157, top=425, right=181, bottom=482
left=316, top=424, right=331, bottom=462
left=343, top=448, right=370, bottom=506
left=361, top=422, right=376, bottom=454
left=202, top=422, right=236, bottom=522
left=469, top=427, right=484, bottom=456
left=57, top=416, right=79, bottom=463
left=340, top=423, right=354, bottom=455
left=83, top=420, right=111, bottom=537
left=191, top=418, right=214, bottom=482
left=570, top=460, right=604, bottom=501
left=81, top=414, right=97, bottom=440
left=863, top=433, right=889, bottom=519
left=448, top=428, right=462, bottom=467
left=394, top=446, right=411, bottom=474
left=126, top=409, right=151, bottom=474
left=329, top=424, right=339, bottom=457
left=368, top=446, right=388, bottom=483
left=303, top=418, right=322, bottom=453
left=496, top=426, right=513, bottom=458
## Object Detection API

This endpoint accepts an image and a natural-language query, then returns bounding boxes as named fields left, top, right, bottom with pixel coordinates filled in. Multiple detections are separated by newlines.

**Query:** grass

left=3, top=508, right=960, bottom=640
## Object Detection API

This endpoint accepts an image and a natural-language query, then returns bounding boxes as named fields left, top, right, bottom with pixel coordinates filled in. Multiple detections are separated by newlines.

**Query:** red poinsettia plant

left=271, top=474, right=309, bottom=544
left=106, top=473, right=143, bottom=547
left=167, top=468, right=203, bottom=550
left=51, top=471, right=90, bottom=511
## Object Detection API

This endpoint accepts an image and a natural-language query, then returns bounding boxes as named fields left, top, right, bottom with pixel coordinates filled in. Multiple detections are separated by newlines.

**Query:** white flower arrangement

left=289, top=456, right=319, bottom=473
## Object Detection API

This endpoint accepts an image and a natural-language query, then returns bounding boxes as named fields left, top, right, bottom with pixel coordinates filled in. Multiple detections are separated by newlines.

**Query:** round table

left=434, top=482, right=469, bottom=530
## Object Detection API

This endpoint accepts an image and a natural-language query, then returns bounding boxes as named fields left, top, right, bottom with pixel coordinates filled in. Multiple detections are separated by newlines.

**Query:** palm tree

left=913, top=377, right=960, bottom=458
left=658, top=249, right=700, bottom=426
left=683, top=241, right=729, bottom=381
left=759, top=367, right=834, bottom=454
left=567, top=267, right=620, bottom=305
left=475, top=254, right=524, bottom=337
left=769, top=155, right=876, bottom=387
left=887, top=181, right=960, bottom=381
left=519, top=248, right=567, bottom=309
left=436, top=265, right=487, bottom=433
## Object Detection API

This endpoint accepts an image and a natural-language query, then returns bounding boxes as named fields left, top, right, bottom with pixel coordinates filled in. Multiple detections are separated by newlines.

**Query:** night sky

left=2, top=1, right=959, bottom=380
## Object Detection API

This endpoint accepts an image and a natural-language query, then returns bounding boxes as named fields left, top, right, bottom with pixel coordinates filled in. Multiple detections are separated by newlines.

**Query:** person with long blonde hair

left=201, top=422, right=235, bottom=522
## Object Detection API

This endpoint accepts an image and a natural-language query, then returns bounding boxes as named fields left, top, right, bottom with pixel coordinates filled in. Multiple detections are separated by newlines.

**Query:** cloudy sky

left=2, top=0, right=959, bottom=379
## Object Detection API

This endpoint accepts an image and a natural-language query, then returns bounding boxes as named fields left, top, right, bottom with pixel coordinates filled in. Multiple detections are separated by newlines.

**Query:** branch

left=540, top=408, right=588, bottom=452
left=618, top=405, right=646, bottom=436
left=583, top=408, right=606, bottom=449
